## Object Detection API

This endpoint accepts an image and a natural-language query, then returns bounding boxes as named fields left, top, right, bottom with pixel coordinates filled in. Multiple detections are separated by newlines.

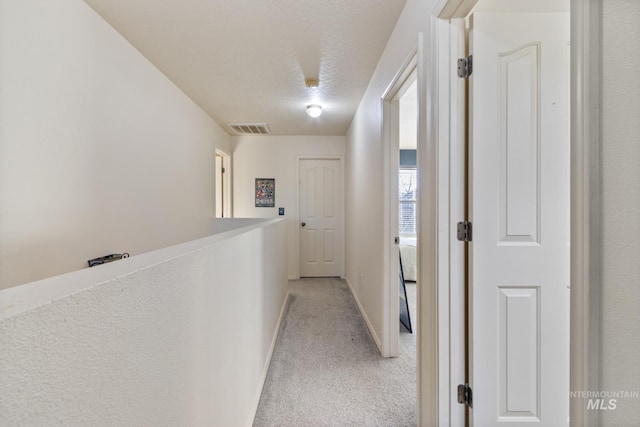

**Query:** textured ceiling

left=84, top=0, right=407, bottom=136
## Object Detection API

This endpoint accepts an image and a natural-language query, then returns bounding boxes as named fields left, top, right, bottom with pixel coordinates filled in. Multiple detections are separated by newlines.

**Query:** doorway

left=398, top=79, right=419, bottom=348
left=215, top=150, right=231, bottom=218
left=382, top=52, right=418, bottom=359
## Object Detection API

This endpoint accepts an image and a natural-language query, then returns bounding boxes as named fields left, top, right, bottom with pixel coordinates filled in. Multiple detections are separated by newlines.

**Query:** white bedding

left=399, top=237, right=417, bottom=282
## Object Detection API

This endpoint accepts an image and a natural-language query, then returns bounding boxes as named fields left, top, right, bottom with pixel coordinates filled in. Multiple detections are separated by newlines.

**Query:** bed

left=399, top=237, right=417, bottom=282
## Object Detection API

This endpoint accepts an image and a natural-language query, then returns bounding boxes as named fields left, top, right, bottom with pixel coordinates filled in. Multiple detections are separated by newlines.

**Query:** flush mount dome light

left=306, top=104, right=322, bottom=118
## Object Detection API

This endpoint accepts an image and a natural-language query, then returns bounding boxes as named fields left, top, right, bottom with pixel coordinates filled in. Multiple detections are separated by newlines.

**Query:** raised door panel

left=498, top=43, right=540, bottom=244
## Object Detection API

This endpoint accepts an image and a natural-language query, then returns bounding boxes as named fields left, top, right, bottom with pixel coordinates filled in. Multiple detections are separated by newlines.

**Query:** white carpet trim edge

left=246, top=290, right=291, bottom=427
left=345, top=278, right=384, bottom=356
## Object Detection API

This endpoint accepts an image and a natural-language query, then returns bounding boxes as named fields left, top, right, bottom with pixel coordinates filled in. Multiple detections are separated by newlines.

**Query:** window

left=399, top=168, right=417, bottom=236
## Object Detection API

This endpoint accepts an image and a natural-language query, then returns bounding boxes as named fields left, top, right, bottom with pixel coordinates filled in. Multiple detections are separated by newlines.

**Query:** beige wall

left=345, top=0, right=436, bottom=349
left=232, top=135, right=346, bottom=279
left=0, top=0, right=230, bottom=289
left=600, top=0, right=640, bottom=424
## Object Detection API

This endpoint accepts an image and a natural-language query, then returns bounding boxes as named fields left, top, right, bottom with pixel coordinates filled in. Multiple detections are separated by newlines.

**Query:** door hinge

left=457, top=55, right=473, bottom=78
left=221, top=167, right=226, bottom=173
left=457, top=221, right=472, bottom=242
left=457, top=383, right=473, bottom=408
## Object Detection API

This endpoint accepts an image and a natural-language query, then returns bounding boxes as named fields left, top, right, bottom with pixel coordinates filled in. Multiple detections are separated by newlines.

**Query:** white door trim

left=215, top=149, right=232, bottom=218
left=569, top=0, right=602, bottom=424
left=429, top=14, right=468, bottom=427
left=429, top=0, right=599, bottom=425
left=421, top=5, right=469, bottom=425
left=295, top=155, right=345, bottom=280
left=418, top=29, right=441, bottom=426
left=381, top=51, right=417, bottom=359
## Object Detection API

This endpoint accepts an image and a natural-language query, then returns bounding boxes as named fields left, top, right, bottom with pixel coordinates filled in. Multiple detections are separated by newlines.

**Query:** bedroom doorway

left=398, top=79, right=418, bottom=282
left=397, top=78, right=418, bottom=352
left=382, top=51, right=418, bottom=358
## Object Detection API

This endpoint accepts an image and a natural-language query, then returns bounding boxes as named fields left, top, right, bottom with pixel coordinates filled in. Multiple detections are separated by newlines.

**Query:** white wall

left=345, top=0, right=436, bottom=350
left=600, top=0, right=640, bottom=424
left=232, top=135, right=346, bottom=279
left=0, top=0, right=231, bottom=290
left=0, top=219, right=288, bottom=426
left=212, top=218, right=266, bottom=234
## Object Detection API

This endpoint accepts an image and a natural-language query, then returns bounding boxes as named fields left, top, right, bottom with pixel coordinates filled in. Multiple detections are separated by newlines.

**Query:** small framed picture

left=255, top=178, right=275, bottom=207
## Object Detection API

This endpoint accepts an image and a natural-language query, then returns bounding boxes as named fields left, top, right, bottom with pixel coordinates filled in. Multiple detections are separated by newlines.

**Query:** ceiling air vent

left=227, top=123, right=271, bottom=135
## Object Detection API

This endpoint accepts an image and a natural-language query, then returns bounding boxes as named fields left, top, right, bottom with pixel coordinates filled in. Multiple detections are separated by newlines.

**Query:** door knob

left=301, top=222, right=306, bottom=227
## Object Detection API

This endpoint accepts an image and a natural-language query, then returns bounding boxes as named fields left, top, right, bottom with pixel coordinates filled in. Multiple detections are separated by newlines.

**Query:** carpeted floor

left=253, top=277, right=417, bottom=427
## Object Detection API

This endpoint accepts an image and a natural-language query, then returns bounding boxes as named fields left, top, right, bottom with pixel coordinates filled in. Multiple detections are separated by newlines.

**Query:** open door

left=467, top=11, right=570, bottom=426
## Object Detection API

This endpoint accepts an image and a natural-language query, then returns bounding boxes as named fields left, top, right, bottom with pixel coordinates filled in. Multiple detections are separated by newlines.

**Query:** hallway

left=253, top=278, right=416, bottom=426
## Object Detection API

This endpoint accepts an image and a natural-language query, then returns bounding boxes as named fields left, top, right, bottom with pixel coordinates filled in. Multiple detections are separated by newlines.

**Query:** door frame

left=381, top=51, right=417, bottom=359
left=295, top=155, right=345, bottom=280
left=380, top=36, right=443, bottom=425
left=215, top=149, right=232, bottom=218
left=429, top=0, right=601, bottom=425
left=568, top=1, right=602, bottom=424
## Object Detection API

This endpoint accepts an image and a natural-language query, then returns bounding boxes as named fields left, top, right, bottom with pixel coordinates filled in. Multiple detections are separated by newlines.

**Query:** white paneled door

left=469, top=12, right=570, bottom=426
left=299, top=159, right=344, bottom=277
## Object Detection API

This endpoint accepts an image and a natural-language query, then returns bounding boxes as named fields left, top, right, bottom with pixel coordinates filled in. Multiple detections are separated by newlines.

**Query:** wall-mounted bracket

left=88, top=253, right=130, bottom=267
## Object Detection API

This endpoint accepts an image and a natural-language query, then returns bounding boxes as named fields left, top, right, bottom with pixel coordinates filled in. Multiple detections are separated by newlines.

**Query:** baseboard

left=246, top=290, right=290, bottom=427
left=345, top=278, right=384, bottom=356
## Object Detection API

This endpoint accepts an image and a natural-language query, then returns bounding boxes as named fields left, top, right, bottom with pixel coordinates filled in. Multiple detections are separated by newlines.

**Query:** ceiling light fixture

left=305, top=78, right=319, bottom=88
left=306, top=104, right=322, bottom=118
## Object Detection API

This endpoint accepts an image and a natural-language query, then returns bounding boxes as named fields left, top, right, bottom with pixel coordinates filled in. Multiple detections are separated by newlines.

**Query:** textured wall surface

left=0, top=0, right=230, bottom=289
left=600, top=0, right=640, bottom=424
left=0, top=219, right=288, bottom=426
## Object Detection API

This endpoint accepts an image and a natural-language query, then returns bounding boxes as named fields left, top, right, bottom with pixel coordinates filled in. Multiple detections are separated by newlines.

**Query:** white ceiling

left=84, top=0, right=407, bottom=136
left=472, top=0, right=569, bottom=13
left=399, top=79, right=418, bottom=149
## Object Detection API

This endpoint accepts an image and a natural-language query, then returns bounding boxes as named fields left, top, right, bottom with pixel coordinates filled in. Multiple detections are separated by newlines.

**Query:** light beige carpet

left=253, top=278, right=417, bottom=426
